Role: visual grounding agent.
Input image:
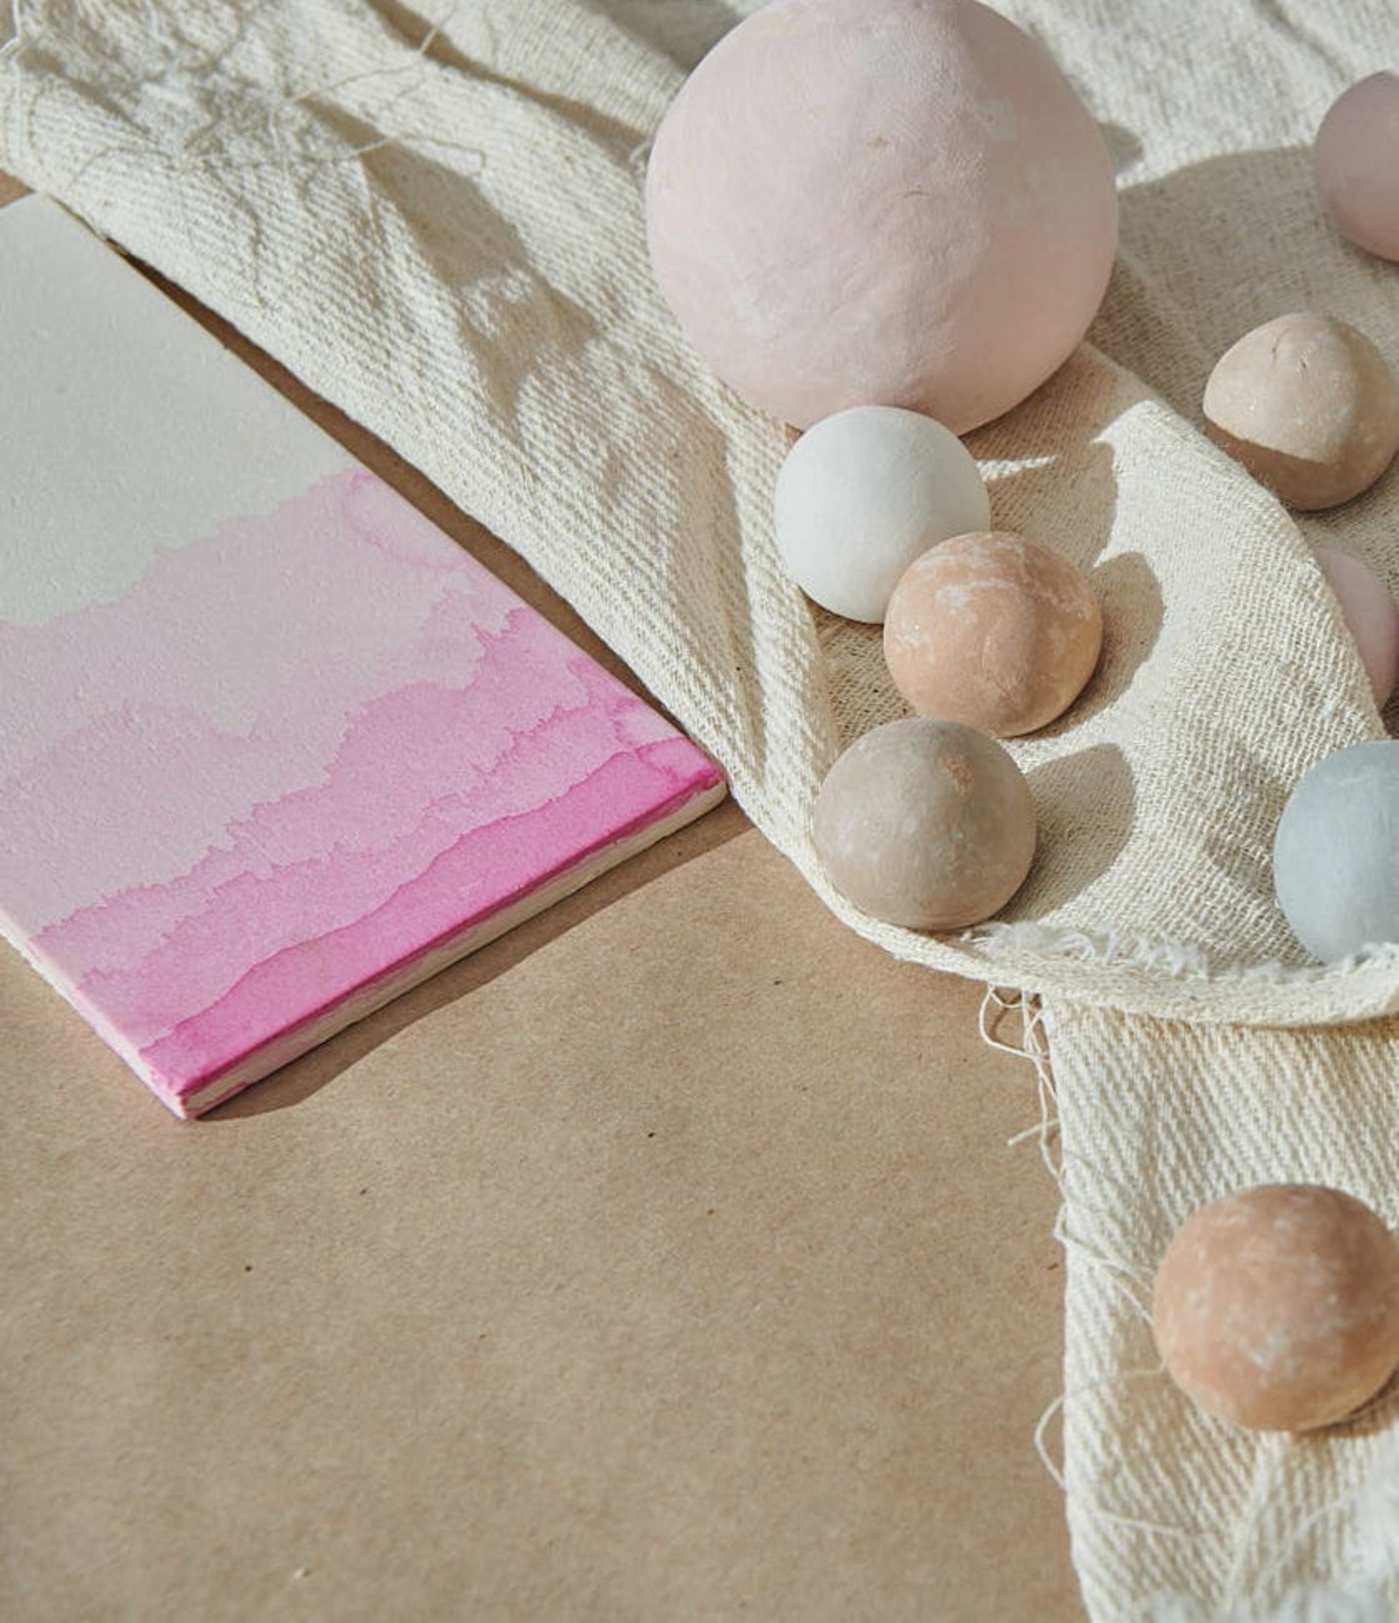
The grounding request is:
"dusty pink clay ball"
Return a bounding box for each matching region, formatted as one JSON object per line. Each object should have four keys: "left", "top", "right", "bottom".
{"left": 1315, "top": 72, "right": 1399, "bottom": 262}
{"left": 1314, "top": 542, "right": 1399, "bottom": 707}
{"left": 1153, "top": 1184, "right": 1399, "bottom": 1433}
{"left": 883, "top": 531, "right": 1102, "bottom": 736}
{"left": 645, "top": 0, "right": 1118, "bottom": 432}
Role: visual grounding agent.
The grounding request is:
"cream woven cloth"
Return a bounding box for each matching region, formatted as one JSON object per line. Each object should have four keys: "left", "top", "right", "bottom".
{"left": 3, "top": 1, "right": 1397, "bottom": 1615}
{"left": 1049, "top": 1001, "right": 1399, "bottom": 1620}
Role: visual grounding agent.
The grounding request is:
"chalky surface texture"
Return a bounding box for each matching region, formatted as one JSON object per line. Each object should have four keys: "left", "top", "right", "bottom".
{"left": 774, "top": 406, "right": 990, "bottom": 623}
{"left": 1273, "top": 740, "right": 1399, "bottom": 962}
{"left": 646, "top": 0, "right": 1118, "bottom": 432}
{"left": 883, "top": 531, "right": 1102, "bottom": 735}
{"left": 812, "top": 718, "right": 1035, "bottom": 930}
{"left": 1152, "top": 1183, "right": 1399, "bottom": 1433}
{"left": 1203, "top": 314, "right": 1399, "bottom": 511}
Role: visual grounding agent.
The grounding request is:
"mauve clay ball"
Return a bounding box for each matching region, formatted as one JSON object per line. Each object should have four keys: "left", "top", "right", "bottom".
{"left": 883, "top": 532, "right": 1102, "bottom": 736}
{"left": 1273, "top": 740, "right": 1399, "bottom": 961}
{"left": 812, "top": 717, "right": 1035, "bottom": 931}
{"left": 774, "top": 406, "right": 991, "bottom": 623}
{"left": 1314, "top": 542, "right": 1399, "bottom": 707}
{"left": 1316, "top": 73, "right": 1399, "bottom": 263}
{"left": 1153, "top": 1184, "right": 1399, "bottom": 1433}
{"left": 645, "top": 0, "right": 1118, "bottom": 433}
{"left": 1203, "top": 314, "right": 1399, "bottom": 511}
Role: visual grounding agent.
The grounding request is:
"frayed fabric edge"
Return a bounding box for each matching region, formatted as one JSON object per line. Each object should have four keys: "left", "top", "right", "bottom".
{"left": 966, "top": 920, "right": 1399, "bottom": 992}
{"left": 990, "top": 987, "right": 1399, "bottom": 1623}
{"left": 793, "top": 848, "right": 1399, "bottom": 1030}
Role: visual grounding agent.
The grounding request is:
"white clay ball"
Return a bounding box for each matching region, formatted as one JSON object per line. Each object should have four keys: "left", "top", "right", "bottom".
{"left": 1315, "top": 73, "right": 1399, "bottom": 263}
{"left": 646, "top": 0, "right": 1118, "bottom": 433}
{"left": 1203, "top": 314, "right": 1399, "bottom": 511}
{"left": 812, "top": 717, "right": 1036, "bottom": 930}
{"left": 1314, "top": 543, "right": 1399, "bottom": 707}
{"left": 1274, "top": 740, "right": 1399, "bottom": 960}
{"left": 774, "top": 406, "right": 990, "bottom": 622}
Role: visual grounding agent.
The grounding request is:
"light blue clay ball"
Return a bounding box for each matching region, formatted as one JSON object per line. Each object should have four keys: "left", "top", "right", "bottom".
{"left": 1274, "top": 740, "right": 1399, "bottom": 960}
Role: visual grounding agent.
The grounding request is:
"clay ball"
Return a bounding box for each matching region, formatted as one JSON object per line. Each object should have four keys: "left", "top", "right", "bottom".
{"left": 1314, "top": 543, "right": 1399, "bottom": 707}
{"left": 1274, "top": 740, "right": 1399, "bottom": 960}
{"left": 812, "top": 717, "right": 1035, "bottom": 930}
{"left": 1315, "top": 73, "right": 1399, "bottom": 263}
{"left": 1153, "top": 1184, "right": 1399, "bottom": 1432}
{"left": 1203, "top": 313, "right": 1399, "bottom": 510}
{"left": 883, "top": 531, "right": 1102, "bottom": 736}
{"left": 774, "top": 407, "right": 991, "bottom": 622}
{"left": 646, "top": 0, "right": 1118, "bottom": 432}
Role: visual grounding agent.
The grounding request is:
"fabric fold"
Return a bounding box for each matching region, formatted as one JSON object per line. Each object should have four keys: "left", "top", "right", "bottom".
{"left": 4, "top": 2, "right": 1399, "bottom": 1615}
{"left": 4, "top": 0, "right": 1397, "bottom": 1025}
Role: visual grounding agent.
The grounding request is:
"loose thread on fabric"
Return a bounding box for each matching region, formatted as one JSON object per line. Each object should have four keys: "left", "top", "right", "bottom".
{"left": 979, "top": 984, "right": 1399, "bottom": 1598}
{"left": 980, "top": 984, "right": 1200, "bottom": 1543}
{"left": 1033, "top": 1374, "right": 1202, "bottom": 1540}
{"left": 982, "top": 986, "right": 1151, "bottom": 1308}
{"left": 281, "top": 2, "right": 456, "bottom": 112}
{"left": 980, "top": 987, "right": 1151, "bottom": 1321}
{"left": 0, "top": 0, "right": 29, "bottom": 66}
{"left": 968, "top": 918, "right": 1399, "bottom": 993}
{"left": 39, "top": 0, "right": 483, "bottom": 193}
{"left": 262, "top": 0, "right": 486, "bottom": 174}
{"left": 979, "top": 985, "right": 1061, "bottom": 1186}
{"left": 5, "top": 0, "right": 486, "bottom": 318}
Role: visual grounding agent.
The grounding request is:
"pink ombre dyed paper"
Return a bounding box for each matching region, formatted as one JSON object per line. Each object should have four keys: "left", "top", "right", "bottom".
{"left": 0, "top": 200, "right": 724, "bottom": 1117}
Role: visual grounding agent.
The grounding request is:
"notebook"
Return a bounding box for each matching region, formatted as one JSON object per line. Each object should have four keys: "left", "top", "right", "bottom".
{"left": 0, "top": 198, "right": 726, "bottom": 1118}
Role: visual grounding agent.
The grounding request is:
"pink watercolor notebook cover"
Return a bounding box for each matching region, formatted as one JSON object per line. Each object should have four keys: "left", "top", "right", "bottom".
{"left": 0, "top": 199, "right": 725, "bottom": 1118}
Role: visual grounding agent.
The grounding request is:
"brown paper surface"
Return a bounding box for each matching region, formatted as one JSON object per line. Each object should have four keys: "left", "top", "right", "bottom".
{"left": 0, "top": 177, "right": 1076, "bottom": 1620}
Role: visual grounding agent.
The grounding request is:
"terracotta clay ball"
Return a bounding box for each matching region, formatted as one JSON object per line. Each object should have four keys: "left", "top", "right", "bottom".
{"left": 1315, "top": 72, "right": 1399, "bottom": 262}
{"left": 646, "top": 0, "right": 1118, "bottom": 433}
{"left": 1314, "top": 542, "right": 1399, "bottom": 707}
{"left": 812, "top": 717, "right": 1035, "bottom": 931}
{"left": 883, "top": 532, "right": 1102, "bottom": 736}
{"left": 1203, "top": 314, "right": 1399, "bottom": 510}
{"left": 1153, "top": 1184, "right": 1399, "bottom": 1433}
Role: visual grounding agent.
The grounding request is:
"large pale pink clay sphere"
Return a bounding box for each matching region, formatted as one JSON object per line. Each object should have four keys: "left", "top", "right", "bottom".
{"left": 645, "top": 0, "right": 1119, "bottom": 433}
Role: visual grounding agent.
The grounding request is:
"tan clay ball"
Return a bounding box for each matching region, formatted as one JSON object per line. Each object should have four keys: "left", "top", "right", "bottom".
{"left": 1152, "top": 1184, "right": 1399, "bottom": 1433}
{"left": 1203, "top": 314, "right": 1399, "bottom": 511}
{"left": 883, "top": 532, "right": 1102, "bottom": 737}
{"left": 811, "top": 717, "right": 1035, "bottom": 931}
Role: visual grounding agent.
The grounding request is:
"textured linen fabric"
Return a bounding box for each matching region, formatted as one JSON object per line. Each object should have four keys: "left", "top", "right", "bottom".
{"left": 1048, "top": 1000, "right": 1399, "bottom": 1621}
{"left": 3, "top": 1, "right": 1399, "bottom": 1616}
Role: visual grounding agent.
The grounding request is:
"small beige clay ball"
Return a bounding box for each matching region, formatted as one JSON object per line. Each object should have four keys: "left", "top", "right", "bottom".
{"left": 812, "top": 717, "right": 1035, "bottom": 931}
{"left": 1315, "top": 72, "right": 1399, "bottom": 263}
{"left": 1153, "top": 1184, "right": 1399, "bottom": 1433}
{"left": 1203, "top": 314, "right": 1399, "bottom": 510}
{"left": 883, "top": 532, "right": 1102, "bottom": 737}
